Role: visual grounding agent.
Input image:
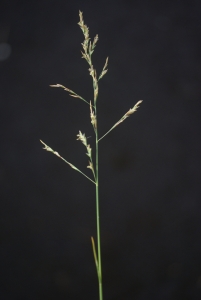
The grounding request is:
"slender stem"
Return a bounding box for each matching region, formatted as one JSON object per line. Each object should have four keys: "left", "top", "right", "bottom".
{"left": 95, "top": 108, "right": 103, "bottom": 300}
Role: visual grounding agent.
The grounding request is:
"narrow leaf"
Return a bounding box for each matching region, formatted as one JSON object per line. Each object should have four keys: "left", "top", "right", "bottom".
{"left": 91, "top": 237, "right": 99, "bottom": 274}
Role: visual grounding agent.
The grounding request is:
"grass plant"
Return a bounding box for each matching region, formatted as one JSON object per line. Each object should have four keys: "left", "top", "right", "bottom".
{"left": 40, "top": 11, "right": 142, "bottom": 300}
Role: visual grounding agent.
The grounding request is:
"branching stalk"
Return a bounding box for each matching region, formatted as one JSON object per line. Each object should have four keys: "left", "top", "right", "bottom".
{"left": 40, "top": 11, "right": 142, "bottom": 300}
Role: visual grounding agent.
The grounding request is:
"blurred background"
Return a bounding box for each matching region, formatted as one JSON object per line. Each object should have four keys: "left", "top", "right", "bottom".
{"left": 1, "top": 0, "right": 201, "bottom": 299}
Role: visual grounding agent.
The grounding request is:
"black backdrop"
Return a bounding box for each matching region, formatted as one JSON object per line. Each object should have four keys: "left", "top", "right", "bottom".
{"left": 1, "top": 0, "right": 201, "bottom": 299}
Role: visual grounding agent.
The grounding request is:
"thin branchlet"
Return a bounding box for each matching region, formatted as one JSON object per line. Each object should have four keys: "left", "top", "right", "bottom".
{"left": 98, "top": 100, "right": 143, "bottom": 142}
{"left": 40, "top": 140, "right": 95, "bottom": 184}
{"left": 50, "top": 84, "right": 90, "bottom": 105}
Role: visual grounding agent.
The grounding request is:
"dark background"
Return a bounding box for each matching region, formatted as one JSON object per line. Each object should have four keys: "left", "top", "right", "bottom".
{"left": 1, "top": 0, "right": 201, "bottom": 299}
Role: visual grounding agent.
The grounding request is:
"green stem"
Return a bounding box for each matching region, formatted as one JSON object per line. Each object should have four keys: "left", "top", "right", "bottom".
{"left": 95, "top": 109, "right": 103, "bottom": 300}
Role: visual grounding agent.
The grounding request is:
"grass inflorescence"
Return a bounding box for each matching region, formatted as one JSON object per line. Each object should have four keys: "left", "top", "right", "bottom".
{"left": 40, "top": 11, "right": 142, "bottom": 300}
